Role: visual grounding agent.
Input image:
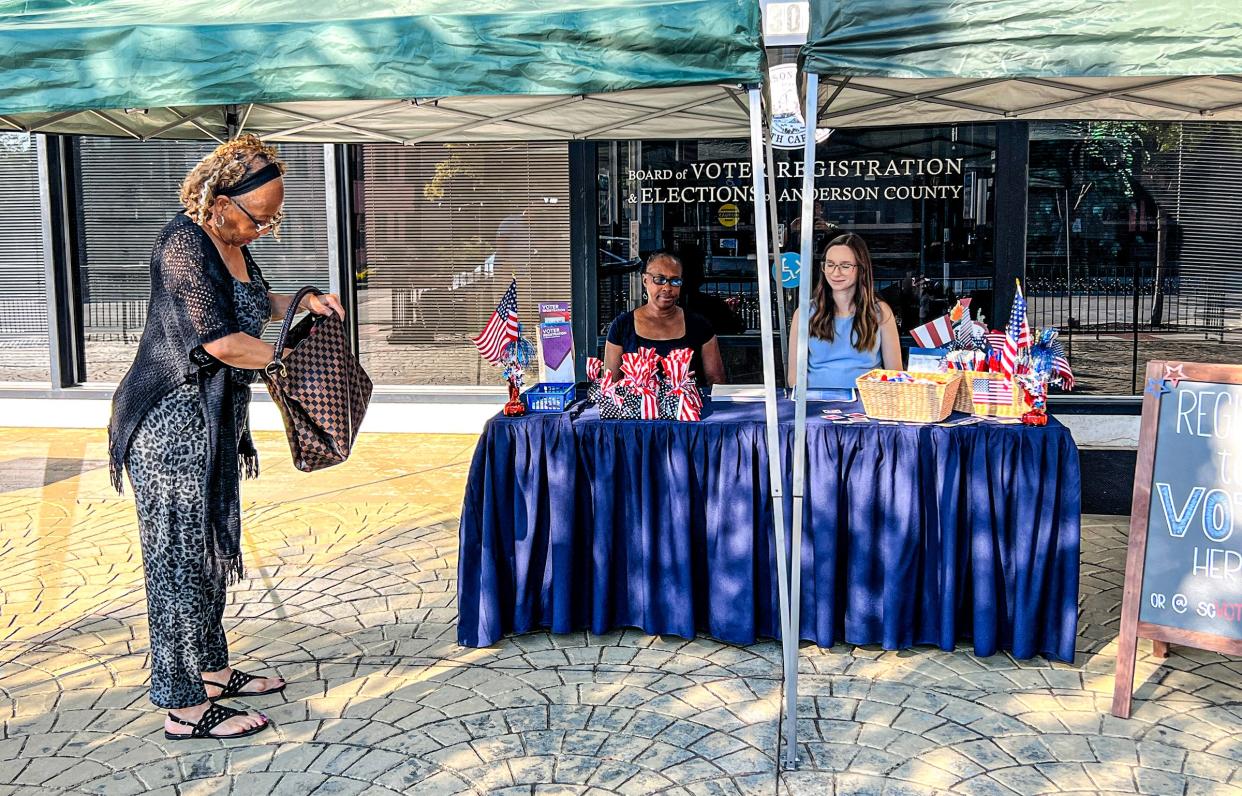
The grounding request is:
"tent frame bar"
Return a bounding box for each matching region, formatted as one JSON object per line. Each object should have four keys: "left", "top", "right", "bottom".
{"left": 142, "top": 108, "right": 216, "bottom": 140}
{"left": 407, "top": 95, "right": 587, "bottom": 144}
{"left": 1011, "top": 75, "right": 1207, "bottom": 115}
{"left": 581, "top": 91, "right": 741, "bottom": 138}
{"left": 403, "top": 99, "right": 575, "bottom": 139}
{"left": 818, "top": 76, "right": 1010, "bottom": 119}
{"left": 747, "top": 86, "right": 797, "bottom": 773}
{"left": 818, "top": 73, "right": 1242, "bottom": 122}
{"left": 28, "top": 110, "right": 85, "bottom": 133}
{"left": 274, "top": 99, "right": 412, "bottom": 138}
{"left": 586, "top": 91, "right": 748, "bottom": 126}
{"left": 88, "top": 110, "right": 142, "bottom": 140}
{"left": 258, "top": 103, "right": 410, "bottom": 144}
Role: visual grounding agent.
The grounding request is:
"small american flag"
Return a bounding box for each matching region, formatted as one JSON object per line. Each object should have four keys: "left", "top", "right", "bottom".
{"left": 472, "top": 278, "right": 519, "bottom": 365}
{"left": 1000, "top": 283, "right": 1030, "bottom": 379}
{"left": 909, "top": 313, "right": 954, "bottom": 348}
{"left": 973, "top": 376, "right": 1013, "bottom": 405}
{"left": 1053, "top": 356, "right": 1074, "bottom": 390}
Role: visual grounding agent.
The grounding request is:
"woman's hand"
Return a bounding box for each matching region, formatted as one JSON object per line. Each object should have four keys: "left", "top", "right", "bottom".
{"left": 301, "top": 292, "right": 346, "bottom": 319}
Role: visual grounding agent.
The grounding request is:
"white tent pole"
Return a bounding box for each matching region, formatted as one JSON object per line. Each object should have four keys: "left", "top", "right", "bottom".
{"left": 787, "top": 70, "right": 819, "bottom": 773}
{"left": 747, "top": 87, "right": 796, "bottom": 771}
{"left": 764, "top": 128, "right": 789, "bottom": 378}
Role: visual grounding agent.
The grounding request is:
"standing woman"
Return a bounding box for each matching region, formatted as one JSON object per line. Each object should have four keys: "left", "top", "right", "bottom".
{"left": 787, "top": 233, "right": 902, "bottom": 398}
{"left": 108, "top": 135, "right": 345, "bottom": 740}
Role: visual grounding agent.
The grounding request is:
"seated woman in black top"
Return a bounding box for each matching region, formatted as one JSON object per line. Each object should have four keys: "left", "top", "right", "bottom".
{"left": 604, "top": 252, "right": 726, "bottom": 385}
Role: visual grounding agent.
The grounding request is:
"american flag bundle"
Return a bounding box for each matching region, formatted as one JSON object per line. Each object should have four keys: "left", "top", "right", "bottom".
{"left": 472, "top": 278, "right": 520, "bottom": 365}
{"left": 585, "top": 346, "right": 702, "bottom": 421}
{"left": 620, "top": 349, "right": 662, "bottom": 420}
{"left": 660, "top": 349, "right": 703, "bottom": 421}
{"left": 947, "top": 350, "right": 985, "bottom": 371}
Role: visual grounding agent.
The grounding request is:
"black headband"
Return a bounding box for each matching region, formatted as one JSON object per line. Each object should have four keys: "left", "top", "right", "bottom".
{"left": 216, "top": 162, "right": 282, "bottom": 197}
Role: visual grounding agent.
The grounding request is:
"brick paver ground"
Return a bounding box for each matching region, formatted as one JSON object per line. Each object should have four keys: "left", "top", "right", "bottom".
{"left": 1, "top": 427, "right": 1240, "bottom": 795}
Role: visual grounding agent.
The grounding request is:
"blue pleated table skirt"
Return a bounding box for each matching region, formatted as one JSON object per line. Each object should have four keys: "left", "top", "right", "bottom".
{"left": 457, "top": 399, "right": 1081, "bottom": 662}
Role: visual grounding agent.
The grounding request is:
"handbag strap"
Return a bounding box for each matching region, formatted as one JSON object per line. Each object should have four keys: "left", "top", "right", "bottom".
{"left": 265, "top": 285, "right": 323, "bottom": 377}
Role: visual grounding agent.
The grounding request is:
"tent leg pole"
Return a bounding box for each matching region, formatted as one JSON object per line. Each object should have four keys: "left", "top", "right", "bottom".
{"left": 748, "top": 87, "right": 796, "bottom": 773}
{"left": 765, "top": 129, "right": 789, "bottom": 379}
{"left": 787, "top": 70, "right": 819, "bottom": 772}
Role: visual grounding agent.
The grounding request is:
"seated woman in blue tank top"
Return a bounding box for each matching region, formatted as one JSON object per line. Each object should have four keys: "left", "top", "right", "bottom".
{"left": 787, "top": 233, "right": 902, "bottom": 400}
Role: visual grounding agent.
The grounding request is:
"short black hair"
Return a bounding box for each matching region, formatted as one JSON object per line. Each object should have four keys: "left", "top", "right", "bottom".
{"left": 644, "top": 251, "right": 683, "bottom": 272}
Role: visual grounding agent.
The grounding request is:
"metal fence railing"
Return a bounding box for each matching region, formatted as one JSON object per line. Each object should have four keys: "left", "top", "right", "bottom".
{"left": 1026, "top": 259, "right": 1240, "bottom": 339}
{"left": 83, "top": 300, "right": 148, "bottom": 342}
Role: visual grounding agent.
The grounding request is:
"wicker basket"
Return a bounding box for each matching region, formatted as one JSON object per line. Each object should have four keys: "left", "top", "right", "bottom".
{"left": 955, "top": 370, "right": 1030, "bottom": 417}
{"left": 856, "top": 369, "right": 962, "bottom": 423}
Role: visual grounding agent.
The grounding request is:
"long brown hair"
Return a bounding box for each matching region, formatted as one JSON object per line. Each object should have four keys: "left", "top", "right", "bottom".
{"left": 809, "top": 232, "right": 880, "bottom": 351}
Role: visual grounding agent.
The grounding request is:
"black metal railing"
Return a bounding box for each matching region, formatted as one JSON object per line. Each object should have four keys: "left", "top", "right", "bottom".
{"left": 83, "top": 300, "right": 148, "bottom": 342}
{"left": 1027, "top": 257, "right": 1238, "bottom": 340}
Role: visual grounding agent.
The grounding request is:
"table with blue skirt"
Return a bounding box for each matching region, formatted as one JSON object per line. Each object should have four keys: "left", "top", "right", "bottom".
{"left": 457, "top": 398, "right": 1081, "bottom": 662}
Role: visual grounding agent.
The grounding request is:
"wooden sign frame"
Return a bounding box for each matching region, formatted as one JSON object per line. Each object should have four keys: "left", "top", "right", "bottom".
{"left": 1112, "top": 360, "right": 1242, "bottom": 718}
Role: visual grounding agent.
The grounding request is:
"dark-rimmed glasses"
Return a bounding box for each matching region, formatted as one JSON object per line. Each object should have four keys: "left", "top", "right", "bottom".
{"left": 645, "top": 273, "right": 684, "bottom": 287}
{"left": 230, "top": 196, "right": 283, "bottom": 234}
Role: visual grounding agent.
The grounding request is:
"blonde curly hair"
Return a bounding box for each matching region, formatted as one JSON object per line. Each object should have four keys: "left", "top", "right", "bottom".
{"left": 180, "top": 134, "right": 286, "bottom": 238}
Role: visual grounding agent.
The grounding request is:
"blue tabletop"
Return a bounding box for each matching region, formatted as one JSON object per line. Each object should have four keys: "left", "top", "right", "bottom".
{"left": 459, "top": 398, "right": 1081, "bottom": 662}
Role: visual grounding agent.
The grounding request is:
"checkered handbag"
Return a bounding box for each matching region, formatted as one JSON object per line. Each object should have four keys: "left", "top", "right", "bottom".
{"left": 261, "top": 287, "right": 374, "bottom": 472}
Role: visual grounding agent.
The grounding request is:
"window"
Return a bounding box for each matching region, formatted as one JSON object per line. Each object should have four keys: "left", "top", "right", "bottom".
{"left": 1027, "top": 122, "right": 1242, "bottom": 395}
{"left": 0, "top": 140, "right": 49, "bottom": 382}
{"left": 74, "top": 138, "right": 331, "bottom": 383}
{"left": 352, "top": 142, "right": 571, "bottom": 386}
{"left": 595, "top": 127, "right": 997, "bottom": 384}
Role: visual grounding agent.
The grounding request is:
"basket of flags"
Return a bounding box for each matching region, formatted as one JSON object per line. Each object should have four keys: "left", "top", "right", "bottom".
{"left": 912, "top": 281, "right": 1073, "bottom": 418}
{"left": 855, "top": 369, "right": 963, "bottom": 423}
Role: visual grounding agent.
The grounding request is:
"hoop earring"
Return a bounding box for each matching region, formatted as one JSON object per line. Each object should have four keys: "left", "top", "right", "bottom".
{"left": 213, "top": 213, "right": 224, "bottom": 228}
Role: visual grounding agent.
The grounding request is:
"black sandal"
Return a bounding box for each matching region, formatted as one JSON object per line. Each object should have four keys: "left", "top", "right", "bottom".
{"left": 165, "top": 703, "right": 270, "bottom": 740}
{"left": 203, "top": 669, "right": 286, "bottom": 701}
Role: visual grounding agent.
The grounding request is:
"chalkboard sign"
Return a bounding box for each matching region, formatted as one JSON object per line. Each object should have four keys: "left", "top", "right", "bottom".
{"left": 1113, "top": 361, "right": 1242, "bottom": 719}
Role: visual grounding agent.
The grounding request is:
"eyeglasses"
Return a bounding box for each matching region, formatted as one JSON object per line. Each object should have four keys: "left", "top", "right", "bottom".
{"left": 645, "top": 273, "right": 684, "bottom": 287}
{"left": 824, "top": 260, "right": 858, "bottom": 273}
{"left": 230, "top": 197, "right": 283, "bottom": 234}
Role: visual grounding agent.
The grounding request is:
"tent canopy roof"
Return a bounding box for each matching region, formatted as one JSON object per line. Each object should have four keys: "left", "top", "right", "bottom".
{"left": 0, "top": 0, "right": 762, "bottom": 141}
{"left": 800, "top": 0, "right": 1242, "bottom": 126}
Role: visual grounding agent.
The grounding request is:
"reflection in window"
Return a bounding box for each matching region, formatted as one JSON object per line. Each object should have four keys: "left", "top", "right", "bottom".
{"left": 1027, "top": 122, "right": 1242, "bottom": 395}
{"left": 353, "top": 143, "right": 570, "bottom": 386}
{"left": 0, "top": 145, "right": 50, "bottom": 382}
{"left": 595, "top": 127, "right": 998, "bottom": 384}
{"left": 75, "top": 138, "right": 330, "bottom": 383}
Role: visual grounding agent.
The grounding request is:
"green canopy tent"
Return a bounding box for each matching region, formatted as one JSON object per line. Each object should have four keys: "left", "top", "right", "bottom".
{"left": 802, "top": 0, "right": 1242, "bottom": 128}
{"left": 0, "top": 0, "right": 809, "bottom": 764}
{"left": 778, "top": 0, "right": 1242, "bottom": 769}
{"left": 0, "top": 0, "right": 763, "bottom": 142}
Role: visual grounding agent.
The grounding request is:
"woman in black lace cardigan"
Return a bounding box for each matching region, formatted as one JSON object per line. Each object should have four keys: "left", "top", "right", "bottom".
{"left": 108, "top": 135, "right": 344, "bottom": 741}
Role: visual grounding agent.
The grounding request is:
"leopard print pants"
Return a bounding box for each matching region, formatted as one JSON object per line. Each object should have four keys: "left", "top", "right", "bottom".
{"left": 125, "top": 275, "right": 267, "bottom": 709}
{"left": 126, "top": 383, "right": 250, "bottom": 709}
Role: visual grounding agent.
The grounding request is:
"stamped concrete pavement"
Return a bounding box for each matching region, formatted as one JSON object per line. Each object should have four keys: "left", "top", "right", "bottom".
{"left": 0, "top": 427, "right": 1240, "bottom": 795}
